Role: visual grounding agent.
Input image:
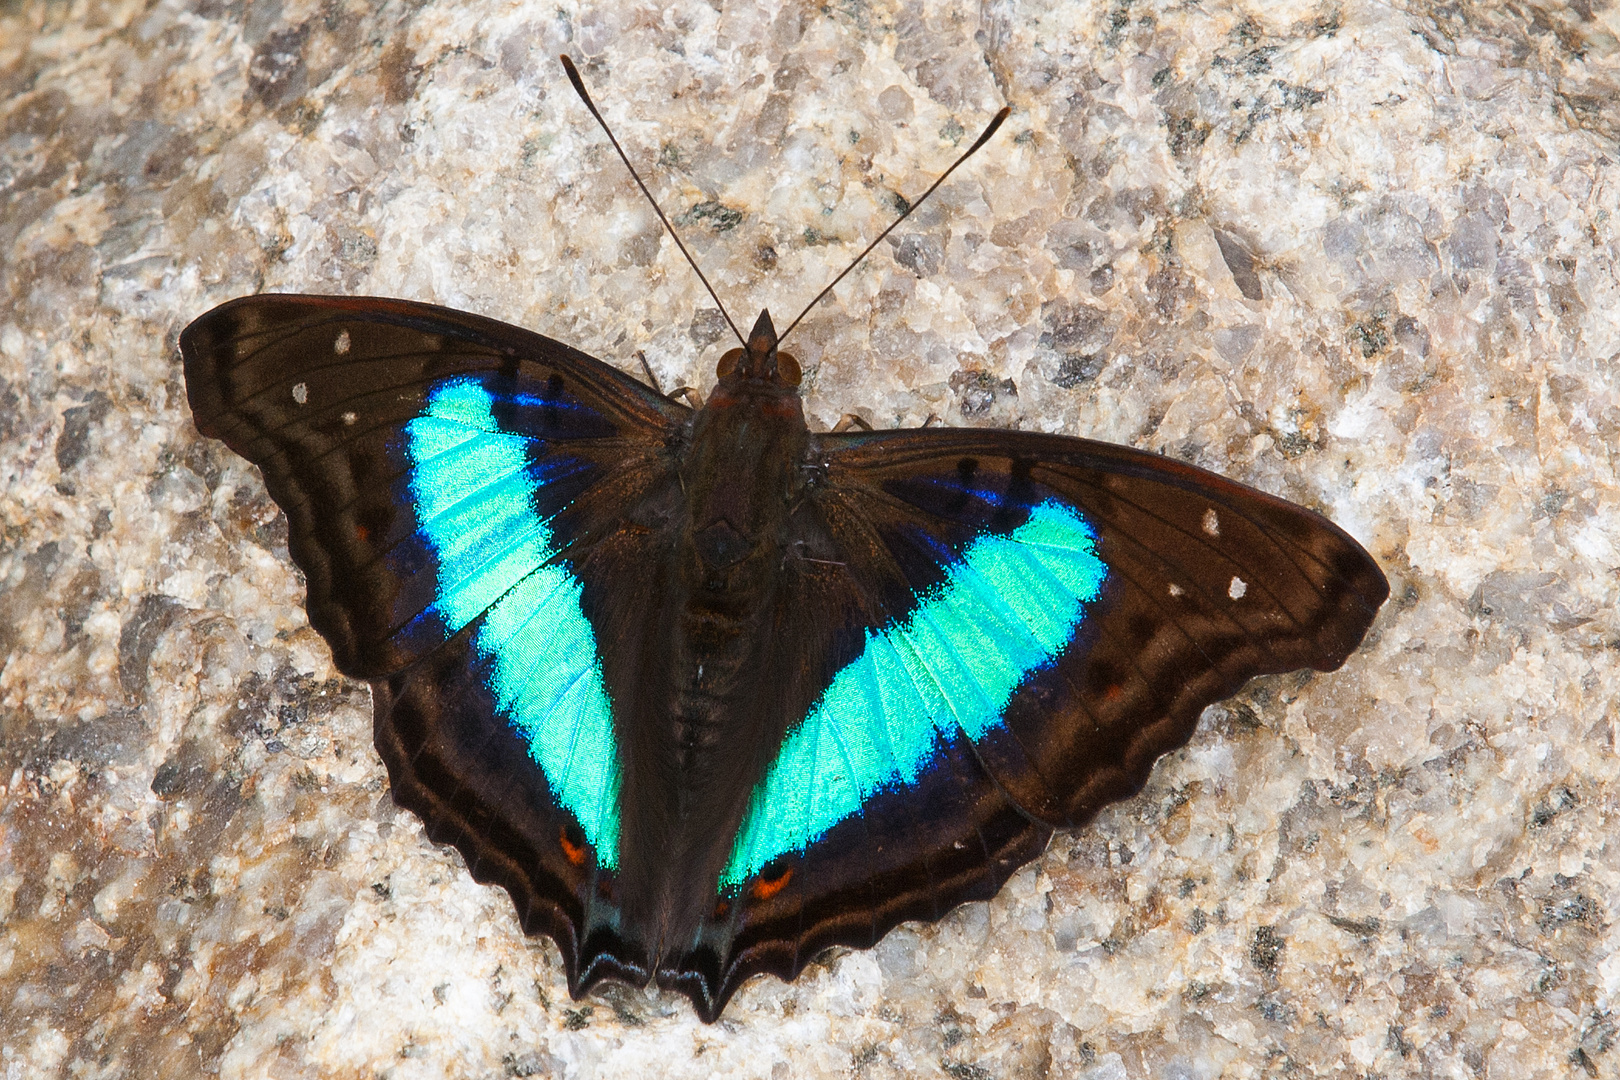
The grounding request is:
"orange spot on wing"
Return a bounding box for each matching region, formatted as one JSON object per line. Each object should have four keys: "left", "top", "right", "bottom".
{"left": 750, "top": 868, "right": 793, "bottom": 900}
{"left": 354, "top": 524, "right": 370, "bottom": 543}
{"left": 1104, "top": 684, "right": 1124, "bottom": 702}
{"left": 558, "top": 827, "right": 587, "bottom": 866}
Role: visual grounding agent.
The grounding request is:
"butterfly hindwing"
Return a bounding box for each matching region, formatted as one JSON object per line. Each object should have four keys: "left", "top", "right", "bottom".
{"left": 677, "top": 728, "right": 1053, "bottom": 1018}
{"left": 374, "top": 624, "right": 654, "bottom": 996}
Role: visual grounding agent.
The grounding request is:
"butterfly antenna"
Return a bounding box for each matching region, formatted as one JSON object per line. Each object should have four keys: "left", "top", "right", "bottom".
{"left": 561, "top": 54, "right": 746, "bottom": 348}
{"left": 777, "top": 105, "right": 1013, "bottom": 346}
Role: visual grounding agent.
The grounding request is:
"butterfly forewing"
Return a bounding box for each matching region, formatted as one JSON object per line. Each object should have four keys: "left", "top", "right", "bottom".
{"left": 812, "top": 427, "right": 1388, "bottom": 822}
{"left": 182, "top": 294, "right": 685, "bottom": 676}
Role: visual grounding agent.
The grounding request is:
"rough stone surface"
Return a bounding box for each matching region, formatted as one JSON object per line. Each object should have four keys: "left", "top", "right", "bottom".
{"left": 3, "top": 0, "right": 1618, "bottom": 1076}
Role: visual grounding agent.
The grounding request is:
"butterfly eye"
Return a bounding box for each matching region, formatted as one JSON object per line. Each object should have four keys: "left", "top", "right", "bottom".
{"left": 717, "top": 348, "right": 745, "bottom": 378}
{"left": 776, "top": 352, "right": 801, "bottom": 386}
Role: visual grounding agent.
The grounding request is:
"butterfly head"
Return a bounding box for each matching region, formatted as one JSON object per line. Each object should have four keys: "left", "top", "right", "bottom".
{"left": 716, "top": 309, "right": 802, "bottom": 392}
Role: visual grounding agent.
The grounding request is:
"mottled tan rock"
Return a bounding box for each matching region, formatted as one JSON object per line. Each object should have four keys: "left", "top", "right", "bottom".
{"left": 2, "top": 0, "right": 1617, "bottom": 1076}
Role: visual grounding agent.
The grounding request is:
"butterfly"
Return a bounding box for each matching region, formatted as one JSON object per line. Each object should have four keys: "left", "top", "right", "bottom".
{"left": 179, "top": 57, "right": 1388, "bottom": 1022}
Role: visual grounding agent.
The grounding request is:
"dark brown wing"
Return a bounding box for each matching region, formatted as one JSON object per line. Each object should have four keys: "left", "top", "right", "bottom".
{"left": 673, "top": 424, "right": 1386, "bottom": 1017}
{"left": 181, "top": 293, "right": 689, "bottom": 1004}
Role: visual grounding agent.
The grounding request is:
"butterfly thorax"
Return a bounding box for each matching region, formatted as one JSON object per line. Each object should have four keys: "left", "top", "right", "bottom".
{"left": 617, "top": 310, "right": 818, "bottom": 959}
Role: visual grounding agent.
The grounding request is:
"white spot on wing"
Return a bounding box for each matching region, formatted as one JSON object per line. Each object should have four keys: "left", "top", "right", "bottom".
{"left": 291, "top": 382, "right": 308, "bottom": 404}
{"left": 1229, "top": 576, "right": 1247, "bottom": 599}
{"left": 334, "top": 330, "right": 351, "bottom": 354}
{"left": 1169, "top": 583, "right": 1184, "bottom": 597}
{"left": 341, "top": 411, "right": 357, "bottom": 426}
{"left": 1203, "top": 508, "right": 1220, "bottom": 537}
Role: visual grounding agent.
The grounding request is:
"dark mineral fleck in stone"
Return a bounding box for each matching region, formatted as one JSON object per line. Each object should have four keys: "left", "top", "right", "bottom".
{"left": 55, "top": 391, "right": 110, "bottom": 472}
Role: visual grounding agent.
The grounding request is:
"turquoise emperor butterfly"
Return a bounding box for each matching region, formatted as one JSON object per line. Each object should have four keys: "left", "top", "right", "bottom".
{"left": 178, "top": 58, "right": 1388, "bottom": 1021}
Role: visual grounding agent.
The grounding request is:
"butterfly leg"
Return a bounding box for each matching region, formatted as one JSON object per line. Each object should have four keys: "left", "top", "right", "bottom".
{"left": 635, "top": 351, "right": 705, "bottom": 408}
{"left": 831, "top": 413, "right": 874, "bottom": 433}
{"left": 635, "top": 350, "right": 663, "bottom": 393}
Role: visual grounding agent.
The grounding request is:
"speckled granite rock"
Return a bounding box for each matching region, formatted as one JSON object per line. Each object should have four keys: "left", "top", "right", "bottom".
{"left": 2, "top": 0, "right": 1618, "bottom": 1076}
